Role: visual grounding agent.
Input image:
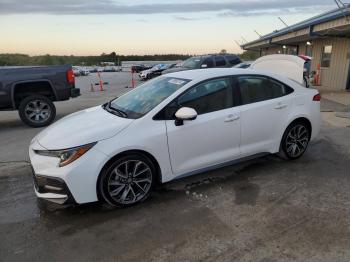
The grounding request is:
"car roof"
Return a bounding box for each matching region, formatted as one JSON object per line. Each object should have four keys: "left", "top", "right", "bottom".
{"left": 191, "top": 54, "right": 239, "bottom": 58}
{"left": 164, "top": 68, "right": 265, "bottom": 81}
{"left": 163, "top": 67, "right": 303, "bottom": 90}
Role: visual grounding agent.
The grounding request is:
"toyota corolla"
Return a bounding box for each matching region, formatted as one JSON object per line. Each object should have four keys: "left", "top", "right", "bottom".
{"left": 29, "top": 55, "right": 321, "bottom": 207}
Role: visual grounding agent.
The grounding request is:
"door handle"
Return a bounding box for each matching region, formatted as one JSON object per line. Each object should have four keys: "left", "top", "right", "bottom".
{"left": 274, "top": 103, "right": 287, "bottom": 109}
{"left": 225, "top": 114, "right": 240, "bottom": 122}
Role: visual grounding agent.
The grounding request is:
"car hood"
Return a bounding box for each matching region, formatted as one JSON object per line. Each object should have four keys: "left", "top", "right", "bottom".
{"left": 162, "top": 67, "right": 188, "bottom": 75}
{"left": 35, "top": 105, "right": 133, "bottom": 150}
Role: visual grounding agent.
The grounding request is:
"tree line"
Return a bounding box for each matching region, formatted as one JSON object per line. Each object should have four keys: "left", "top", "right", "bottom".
{"left": 0, "top": 51, "right": 259, "bottom": 66}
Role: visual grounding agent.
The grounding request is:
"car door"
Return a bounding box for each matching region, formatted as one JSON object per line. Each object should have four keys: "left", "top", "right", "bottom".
{"left": 164, "top": 77, "right": 241, "bottom": 176}
{"left": 214, "top": 56, "right": 227, "bottom": 68}
{"left": 200, "top": 57, "right": 214, "bottom": 69}
{"left": 236, "top": 75, "right": 294, "bottom": 156}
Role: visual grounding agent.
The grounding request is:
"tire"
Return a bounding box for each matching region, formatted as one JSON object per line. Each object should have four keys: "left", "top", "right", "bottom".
{"left": 18, "top": 95, "right": 56, "bottom": 128}
{"left": 99, "top": 154, "right": 156, "bottom": 207}
{"left": 279, "top": 121, "right": 311, "bottom": 160}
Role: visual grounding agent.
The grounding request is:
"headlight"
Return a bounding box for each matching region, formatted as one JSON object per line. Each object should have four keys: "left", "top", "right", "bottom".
{"left": 34, "top": 142, "right": 97, "bottom": 167}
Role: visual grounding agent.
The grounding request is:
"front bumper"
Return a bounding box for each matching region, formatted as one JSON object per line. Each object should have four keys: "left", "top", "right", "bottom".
{"left": 31, "top": 166, "right": 76, "bottom": 204}
{"left": 29, "top": 139, "right": 108, "bottom": 204}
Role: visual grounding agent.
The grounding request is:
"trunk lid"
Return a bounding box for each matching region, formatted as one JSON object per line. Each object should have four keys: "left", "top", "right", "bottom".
{"left": 250, "top": 54, "right": 305, "bottom": 85}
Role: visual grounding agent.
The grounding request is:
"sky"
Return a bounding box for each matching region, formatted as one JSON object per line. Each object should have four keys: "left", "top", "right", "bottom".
{"left": 0, "top": 0, "right": 338, "bottom": 56}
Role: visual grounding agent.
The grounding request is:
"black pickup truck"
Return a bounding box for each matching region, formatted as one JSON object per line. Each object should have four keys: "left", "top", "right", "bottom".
{"left": 0, "top": 65, "right": 80, "bottom": 127}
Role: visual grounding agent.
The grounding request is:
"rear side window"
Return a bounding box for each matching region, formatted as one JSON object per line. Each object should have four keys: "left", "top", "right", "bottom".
{"left": 214, "top": 56, "right": 226, "bottom": 67}
{"left": 201, "top": 57, "right": 214, "bottom": 68}
{"left": 226, "top": 55, "right": 241, "bottom": 66}
{"left": 238, "top": 76, "right": 293, "bottom": 105}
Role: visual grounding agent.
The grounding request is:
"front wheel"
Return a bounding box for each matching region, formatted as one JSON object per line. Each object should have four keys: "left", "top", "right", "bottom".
{"left": 99, "top": 154, "right": 156, "bottom": 207}
{"left": 18, "top": 95, "right": 56, "bottom": 128}
{"left": 279, "top": 122, "right": 310, "bottom": 160}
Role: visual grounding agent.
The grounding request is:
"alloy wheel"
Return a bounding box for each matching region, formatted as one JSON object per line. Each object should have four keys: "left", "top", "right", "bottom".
{"left": 107, "top": 160, "right": 153, "bottom": 205}
{"left": 24, "top": 100, "right": 51, "bottom": 124}
{"left": 285, "top": 124, "right": 309, "bottom": 158}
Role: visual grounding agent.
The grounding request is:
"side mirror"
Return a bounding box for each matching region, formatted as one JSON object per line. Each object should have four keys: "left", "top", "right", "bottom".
{"left": 174, "top": 107, "right": 198, "bottom": 126}
{"left": 201, "top": 64, "right": 208, "bottom": 68}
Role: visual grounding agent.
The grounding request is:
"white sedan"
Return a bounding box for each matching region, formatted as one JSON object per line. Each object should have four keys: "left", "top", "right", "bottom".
{"left": 29, "top": 56, "right": 321, "bottom": 206}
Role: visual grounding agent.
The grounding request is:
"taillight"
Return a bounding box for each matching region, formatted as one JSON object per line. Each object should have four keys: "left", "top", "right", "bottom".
{"left": 313, "top": 93, "right": 321, "bottom": 101}
{"left": 66, "top": 69, "right": 75, "bottom": 85}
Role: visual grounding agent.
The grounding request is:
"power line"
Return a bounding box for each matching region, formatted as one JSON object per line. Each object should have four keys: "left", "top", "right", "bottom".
{"left": 254, "top": 30, "right": 262, "bottom": 38}
{"left": 278, "top": 17, "right": 289, "bottom": 28}
{"left": 334, "top": 0, "right": 349, "bottom": 21}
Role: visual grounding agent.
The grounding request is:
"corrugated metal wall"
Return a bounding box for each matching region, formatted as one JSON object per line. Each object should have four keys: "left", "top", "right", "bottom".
{"left": 260, "top": 38, "right": 350, "bottom": 90}
{"left": 310, "top": 38, "right": 350, "bottom": 90}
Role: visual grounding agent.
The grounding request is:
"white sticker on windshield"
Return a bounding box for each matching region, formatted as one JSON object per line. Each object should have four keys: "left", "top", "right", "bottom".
{"left": 168, "top": 79, "right": 185, "bottom": 85}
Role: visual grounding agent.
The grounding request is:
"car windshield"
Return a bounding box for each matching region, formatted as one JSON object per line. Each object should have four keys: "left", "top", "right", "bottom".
{"left": 109, "top": 77, "right": 190, "bottom": 119}
{"left": 151, "top": 64, "right": 162, "bottom": 70}
{"left": 182, "top": 57, "right": 202, "bottom": 69}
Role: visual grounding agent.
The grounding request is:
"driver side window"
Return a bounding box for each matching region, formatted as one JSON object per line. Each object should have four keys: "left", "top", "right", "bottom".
{"left": 154, "top": 78, "right": 234, "bottom": 120}
{"left": 201, "top": 57, "right": 214, "bottom": 68}
{"left": 177, "top": 78, "right": 233, "bottom": 115}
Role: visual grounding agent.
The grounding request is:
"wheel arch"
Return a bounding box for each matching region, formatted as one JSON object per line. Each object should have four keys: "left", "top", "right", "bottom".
{"left": 11, "top": 79, "right": 57, "bottom": 109}
{"left": 278, "top": 116, "right": 312, "bottom": 151}
{"left": 96, "top": 149, "right": 162, "bottom": 201}
{"left": 285, "top": 116, "right": 312, "bottom": 137}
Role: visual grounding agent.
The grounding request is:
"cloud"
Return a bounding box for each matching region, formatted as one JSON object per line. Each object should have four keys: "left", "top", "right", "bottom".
{"left": 0, "top": 0, "right": 336, "bottom": 15}
{"left": 173, "top": 16, "right": 209, "bottom": 21}
{"left": 217, "top": 5, "right": 334, "bottom": 17}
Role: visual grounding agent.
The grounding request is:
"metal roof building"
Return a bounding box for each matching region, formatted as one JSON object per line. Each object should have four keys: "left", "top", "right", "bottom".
{"left": 242, "top": 5, "right": 350, "bottom": 90}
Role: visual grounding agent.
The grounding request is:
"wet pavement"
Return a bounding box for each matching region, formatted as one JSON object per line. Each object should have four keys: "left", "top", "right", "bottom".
{"left": 1, "top": 126, "right": 350, "bottom": 261}
{"left": 1, "top": 76, "right": 350, "bottom": 261}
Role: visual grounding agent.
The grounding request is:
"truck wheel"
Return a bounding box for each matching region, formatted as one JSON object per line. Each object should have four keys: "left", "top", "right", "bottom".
{"left": 18, "top": 95, "right": 56, "bottom": 128}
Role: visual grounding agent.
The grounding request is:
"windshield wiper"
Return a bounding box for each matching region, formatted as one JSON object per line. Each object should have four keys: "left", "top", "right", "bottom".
{"left": 106, "top": 101, "right": 128, "bottom": 118}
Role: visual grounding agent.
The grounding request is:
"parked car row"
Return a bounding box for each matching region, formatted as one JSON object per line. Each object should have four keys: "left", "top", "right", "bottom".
{"left": 73, "top": 66, "right": 122, "bottom": 76}
{"left": 136, "top": 54, "right": 242, "bottom": 82}
{"left": 139, "top": 63, "right": 177, "bottom": 80}
{"left": 131, "top": 64, "right": 154, "bottom": 73}
{"left": 73, "top": 67, "right": 90, "bottom": 76}
{"left": 162, "top": 54, "right": 242, "bottom": 74}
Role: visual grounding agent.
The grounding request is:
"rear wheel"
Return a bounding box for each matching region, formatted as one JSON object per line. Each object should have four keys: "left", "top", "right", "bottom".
{"left": 99, "top": 154, "right": 155, "bottom": 207}
{"left": 279, "top": 122, "right": 310, "bottom": 160}
{"left": 18, "top": 95, "right": 56, "bottom": 128}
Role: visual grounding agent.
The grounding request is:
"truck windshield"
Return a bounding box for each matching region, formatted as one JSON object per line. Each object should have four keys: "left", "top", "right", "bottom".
{"left": 109, "top": 77, "right": 190, "bottom": 119}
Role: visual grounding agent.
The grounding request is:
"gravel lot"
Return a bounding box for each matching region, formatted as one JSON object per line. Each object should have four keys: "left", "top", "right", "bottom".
{"left": 1, "top": 73, "right": 350, "bottom": 261}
